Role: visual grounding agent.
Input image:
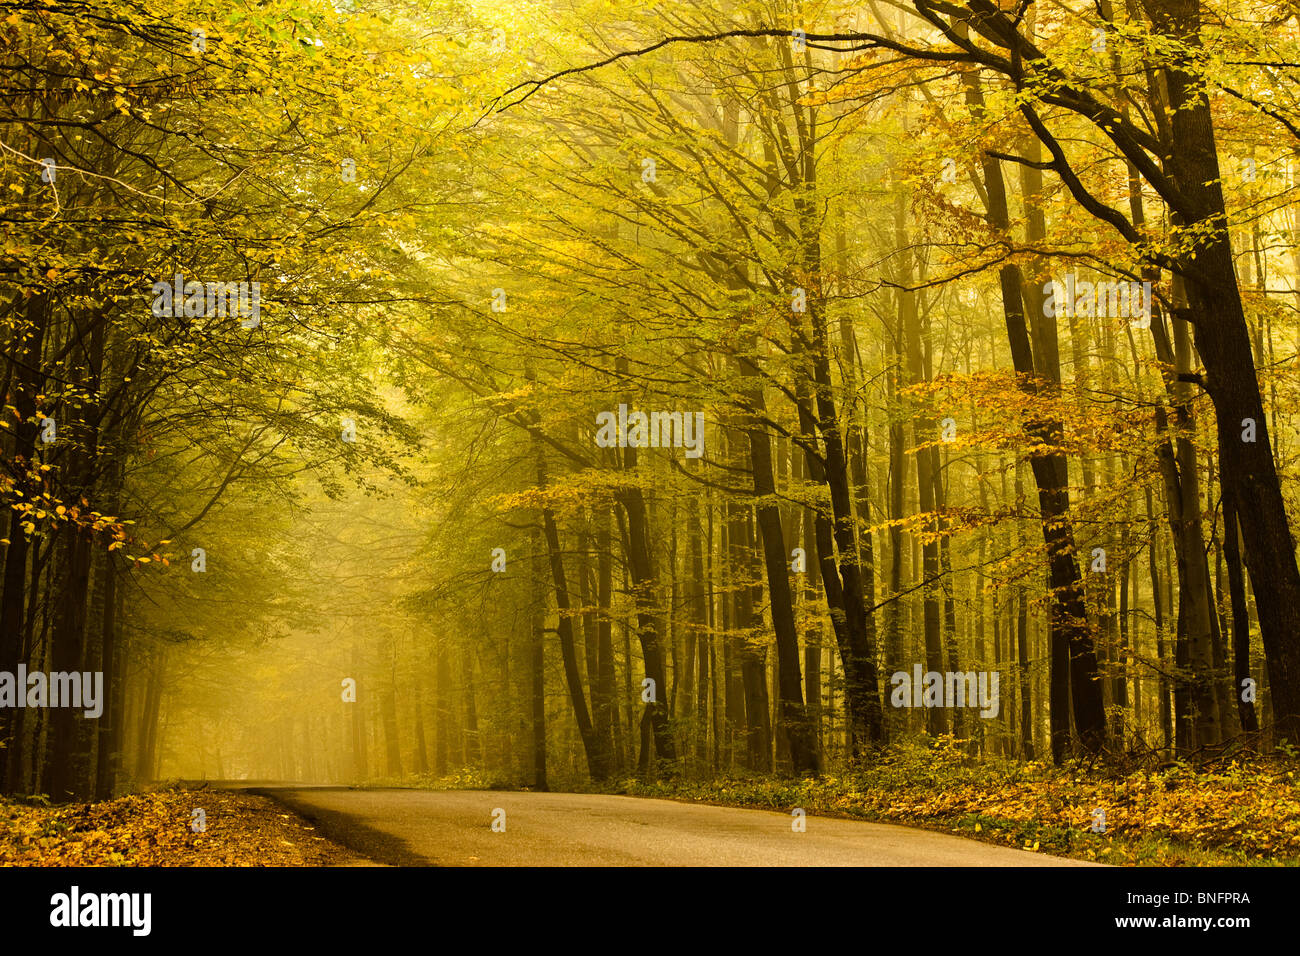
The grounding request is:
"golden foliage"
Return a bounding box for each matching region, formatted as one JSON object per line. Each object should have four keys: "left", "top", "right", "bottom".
{"left": 0, "top": 787, "right": 366, "bottom": 867}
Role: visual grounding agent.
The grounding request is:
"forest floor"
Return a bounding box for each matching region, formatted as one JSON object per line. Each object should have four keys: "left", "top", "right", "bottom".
{"left": 5, "top": 739, "right": 1296, "bottom": 867}
{"left": 0, "top": 785, "right": 376, "bottom": 866}
{"left": 395, "top": 736, "right": 1300, "bottom": 866}
{"left": 602, "top": 737, "right": 1300, "bottom": 866}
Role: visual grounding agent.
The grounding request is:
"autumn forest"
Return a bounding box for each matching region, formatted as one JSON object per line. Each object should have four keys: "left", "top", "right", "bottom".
{"left": 3, "top": 0, "right": 1300, "bottom": 870}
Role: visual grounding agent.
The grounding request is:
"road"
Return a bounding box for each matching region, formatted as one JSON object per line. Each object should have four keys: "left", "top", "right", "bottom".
{"left": 254, "top": 788, "right": 1101, "bottom": 867}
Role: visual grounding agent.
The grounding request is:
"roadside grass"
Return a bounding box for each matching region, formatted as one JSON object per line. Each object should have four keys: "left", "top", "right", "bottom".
{"left": 612, "top": 737, "right": 1300, "bottom": 866}
{"left": 402, "top": 735, "right": 1300, "bottom": 866}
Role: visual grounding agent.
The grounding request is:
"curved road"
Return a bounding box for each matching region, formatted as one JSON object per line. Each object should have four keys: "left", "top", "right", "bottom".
{"left": 253, "top": 787, "right": 1100, "bottom": 867}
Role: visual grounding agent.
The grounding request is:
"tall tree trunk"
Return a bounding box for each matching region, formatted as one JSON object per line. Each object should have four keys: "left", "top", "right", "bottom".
{"left": 734, "top": 349, "right": 819, "bottom": 773}
{"left": 0, "top": 293, "right": 49, "bottom": 790}
{"left": 462, "top": 651, "right": 480, "bottom": 767}
{"left": 529, "top": 526, "right": 548, "bottom": 791}
{"left": 93, "top": 551, "right": 120, "bottom": 799}
{"left": 414, "top": 684, "right": 430, "bottom": 776}
{"left": 44, "top": 524, "right": 93, "bottom": 802}
{"left": 1223, "top": 492, "right": 1258, "bottom": 733}
{"left": 381, "top": 663, "right": 402, "bottom": 777}
{"left": 350, "top": 644, "right": 366, "bottom": 782}
{"left": 726, "top": 494, "right": 771, "bottom": 772}
{"left": 595, "top": 510, "right": 619, "bottom": 771}
{"left": 539, "top": 497, "right": 607, "bottom": 779}
{"left": 436, "top": 643, "right": 453, "bottom": 775}
{"left": 687, "top": 498, "right": 709, "bottom": 770}
{"left": 963, "top": 70, "right": 1106, "bottom": 759}
{"left": 136, "top": 647, "right": 166, "bottom": 786}
{"left": 898, "top": 193, "right": 948, "bottom": 738}
{"left": 1145, "top": 0, "right": 1300, "bottom": 740}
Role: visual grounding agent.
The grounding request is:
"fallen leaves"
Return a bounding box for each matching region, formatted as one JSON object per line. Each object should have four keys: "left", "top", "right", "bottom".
{"left": 0, "top": 786, "right": 368, "bottom": 867}
{"left": 619, "top": 738, "right": 1300, "bottom": 866}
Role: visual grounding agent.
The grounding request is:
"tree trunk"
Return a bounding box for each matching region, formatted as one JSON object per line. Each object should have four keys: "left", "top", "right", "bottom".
{"left": 963, "top": 70, "right": 1106, "bottom": 759}
{"left": 529, "top": 527, "right": 548, "bottom": 790}
{"left": 1146, "top": 0, "right": 1300, "bottom": 740}
{"left": 734, "top": 351, "right": 819, "bottom": 773}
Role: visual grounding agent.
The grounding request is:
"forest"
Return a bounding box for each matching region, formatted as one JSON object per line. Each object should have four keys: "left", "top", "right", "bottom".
{"left": 2, "top": 0, "right": 1300, "bottom": 863}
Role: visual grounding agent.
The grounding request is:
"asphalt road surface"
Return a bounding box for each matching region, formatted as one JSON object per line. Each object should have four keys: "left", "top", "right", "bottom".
{"left": 254, "top": 788, "right": 1100, "bottom": 867}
